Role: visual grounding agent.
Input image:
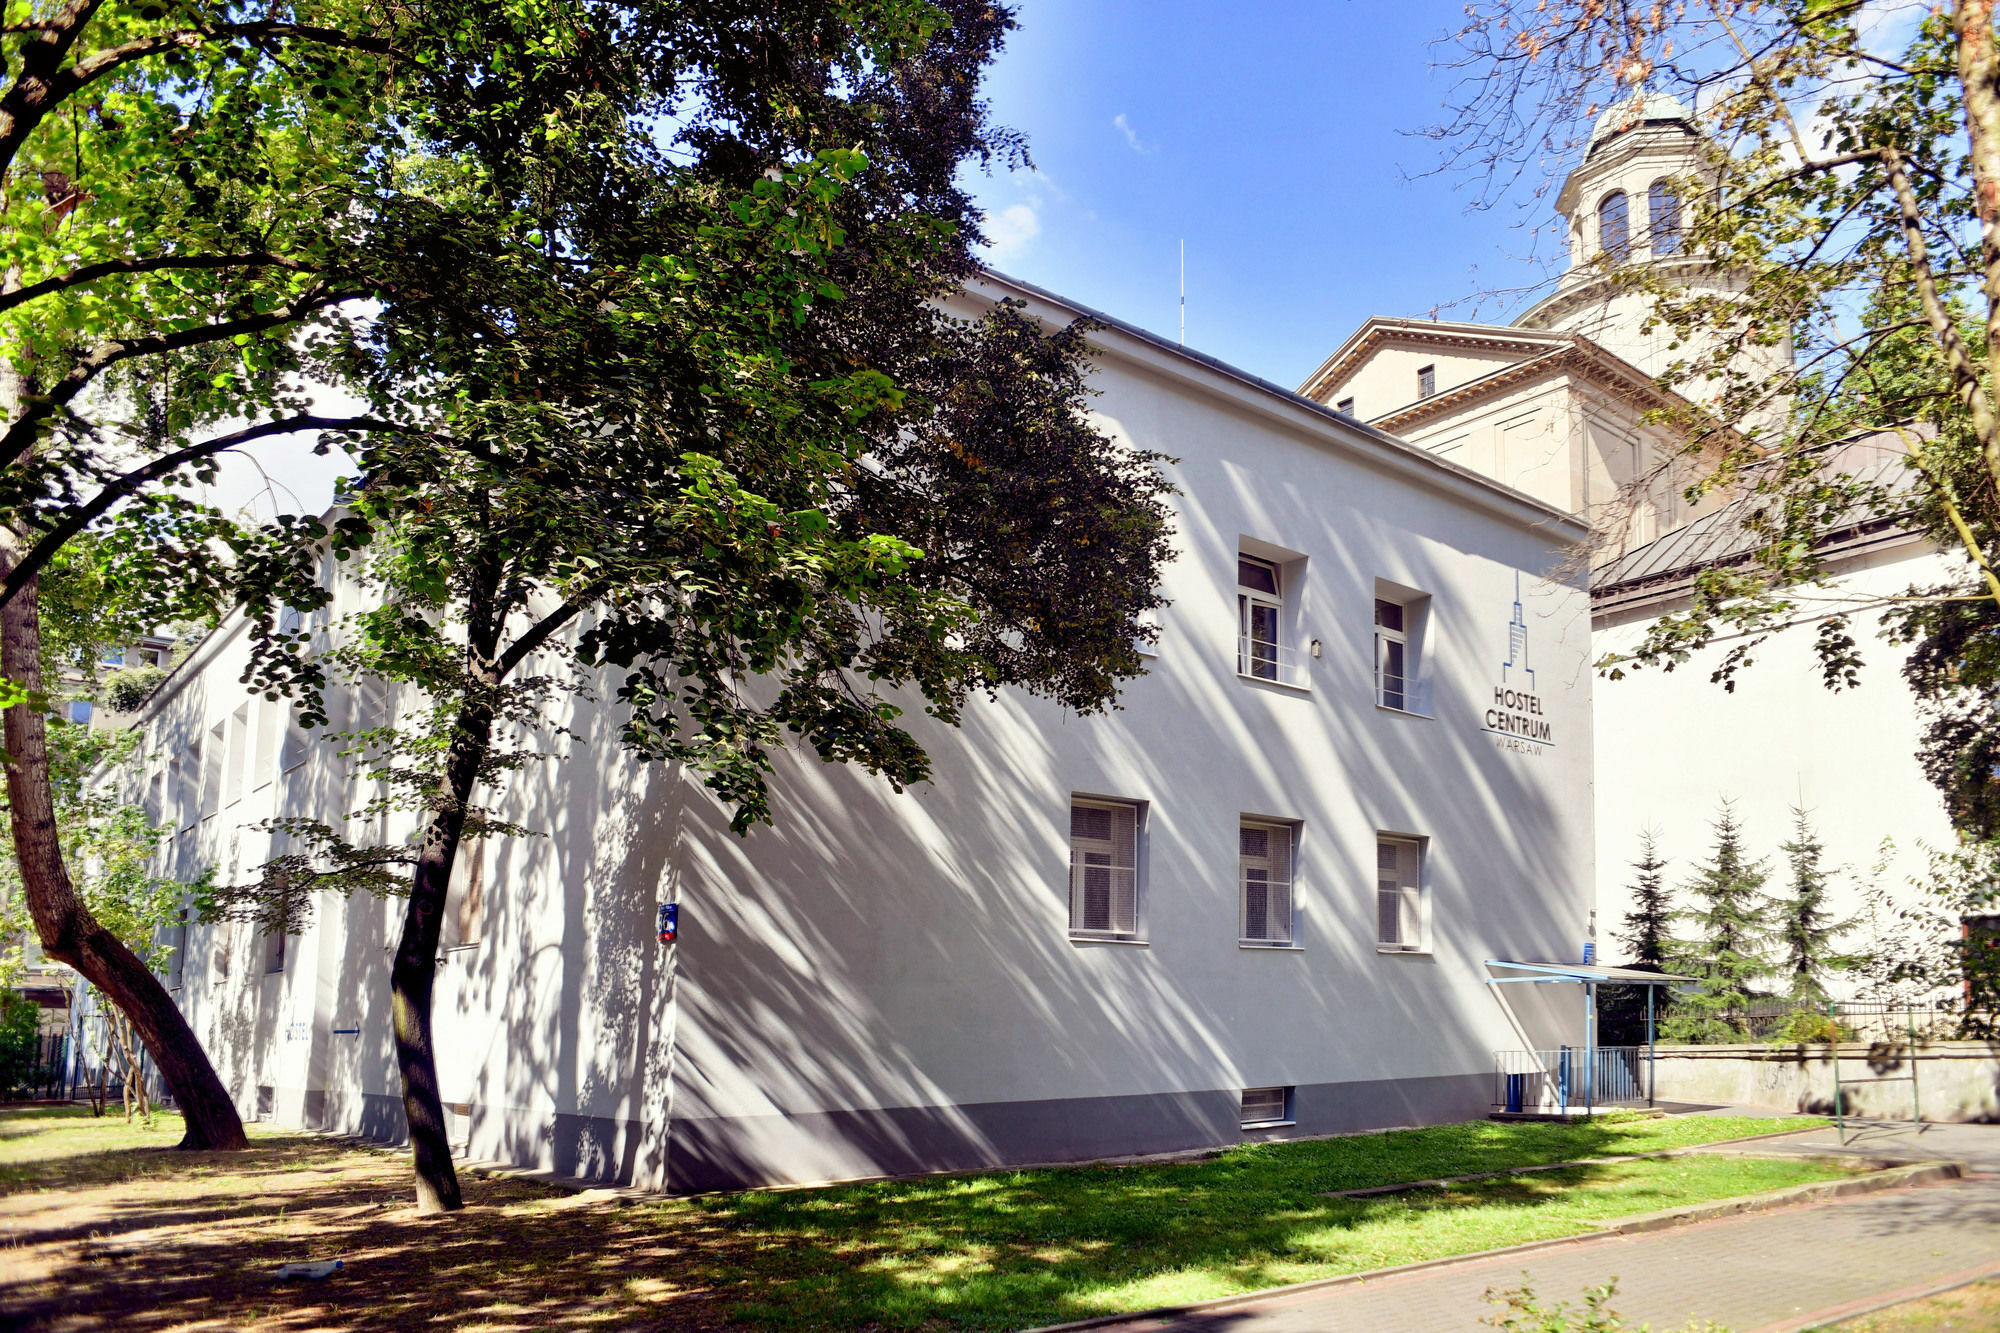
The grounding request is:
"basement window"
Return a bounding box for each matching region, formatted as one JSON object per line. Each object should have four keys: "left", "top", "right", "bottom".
{"left": 1241, "top": 1086, "right": 1293, "bottom": 1128}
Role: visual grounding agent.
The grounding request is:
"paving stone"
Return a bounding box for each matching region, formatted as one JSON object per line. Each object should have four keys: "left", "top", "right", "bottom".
{"left": 1122, "top": 1121, "right": 2000, "bottom": 1333}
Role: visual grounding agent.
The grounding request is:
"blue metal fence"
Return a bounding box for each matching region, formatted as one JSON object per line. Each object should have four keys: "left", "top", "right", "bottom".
{"left": 1495, "top": 1046, "right": 1650, "bottom": 1113}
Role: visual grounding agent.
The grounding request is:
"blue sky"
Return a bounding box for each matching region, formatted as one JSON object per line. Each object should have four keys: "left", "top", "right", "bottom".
{"left": 962, "top": 0, "right": 1569, "bottom": 391}
{"left": 216, "top": 3, "right": 1576, "bottom": 520}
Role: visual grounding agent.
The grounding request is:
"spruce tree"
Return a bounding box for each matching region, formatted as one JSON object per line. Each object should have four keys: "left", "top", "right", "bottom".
{"left": 1775, "top": 806, "right": 1859, "bottom": 1003}
{"left": 1672, "top": 802, "right": 1775, "bottom": 1038}
{"left": 1617, "top": 828, "right": 1673, "bottom": 967}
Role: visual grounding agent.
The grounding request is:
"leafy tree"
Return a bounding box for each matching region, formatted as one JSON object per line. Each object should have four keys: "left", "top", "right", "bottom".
{"left": 0, "top": 718, "right": 196, "bottom": 1118}
{"left": 193, "top": 0, "right": 1172, "bottom": 1213}
{"left": 1667, "top": 802, "right": 1774, "bottom": 1040}
{"left": 1430, "top": 3, "right": 2000, "bottom": 836}
{"left": 0, "top": 0, "right": 1084, "bottom": 1170}
{"left": 0, "top": 989, "right": 39, "bottom": 1097}
{"left": 1773, "top": 806, "right": 1858, "bottom": 1003}
{"left": 1616, "top": 827, "right": 1674, "bottom": 968}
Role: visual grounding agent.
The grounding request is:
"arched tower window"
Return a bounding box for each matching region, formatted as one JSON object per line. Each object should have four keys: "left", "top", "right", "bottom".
{"left": 1598, "top": 190, "right": 1630, "bottom": 260}
{"left": 1649, "top": 179, "right": 1682, "bottom": 255}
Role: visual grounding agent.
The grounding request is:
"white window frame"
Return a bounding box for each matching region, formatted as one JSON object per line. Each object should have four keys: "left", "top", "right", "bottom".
{"left": 1239, "top": 820, "right": 1296, "bottom": 947}
{"left": 1377, "top": 835, "right": 1427, "bottom": 954}
{"left": 1068, "top": 798, "right": 1142, "bottom": 941}
{"left": 1374, "top": 598, "right": 1409, "bottom": 711}
{"left": 1417, "top": 364, "right": 1436, "bottom": 399}
{"left": 1335, "top": 396, "right": 1355, "bottom": 416}
{"left": 1237, "top": 555, "right": 1283, "bottom": 683}
{"left": 1241, "top": 1086, "right": 1293, "bottom": 1128}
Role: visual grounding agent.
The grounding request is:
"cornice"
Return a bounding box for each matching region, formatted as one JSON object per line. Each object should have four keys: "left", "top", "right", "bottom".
{"left": 1367, "top": 337, "right": 1686, "bottom": 434}
{"left": 1296, "top": 317, "right": 1570, "bottom": 403}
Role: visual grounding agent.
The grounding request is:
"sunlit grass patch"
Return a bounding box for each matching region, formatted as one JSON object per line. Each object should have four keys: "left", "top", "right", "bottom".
{"left": 0, "top": 1106, "right": 1837, "bottom": 1332}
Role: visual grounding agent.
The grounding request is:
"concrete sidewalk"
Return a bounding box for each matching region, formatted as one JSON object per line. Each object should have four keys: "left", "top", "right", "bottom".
{"left": 1104, "top": 1121, "right": 2000, "bottom": 1333}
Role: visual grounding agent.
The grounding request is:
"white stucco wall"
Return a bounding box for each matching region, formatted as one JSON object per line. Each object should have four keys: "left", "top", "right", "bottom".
{"left": 129, "top": 286, "right": 1598, "bottom": 1190}
{"left": 1591, "top": 538, "right": 1965, "bottom": 969}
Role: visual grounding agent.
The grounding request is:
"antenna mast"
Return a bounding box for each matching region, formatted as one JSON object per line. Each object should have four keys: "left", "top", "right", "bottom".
{"left": 1179, "top": 239, "right": 1186, "bottom": 346}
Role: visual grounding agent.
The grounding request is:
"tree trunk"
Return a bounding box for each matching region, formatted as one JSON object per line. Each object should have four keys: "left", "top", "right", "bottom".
{"left": 0, "top": 540, "right": 246, "bottom": 1150}
{"left": 389, "top": 555, "right": 504, "bottom": 1214}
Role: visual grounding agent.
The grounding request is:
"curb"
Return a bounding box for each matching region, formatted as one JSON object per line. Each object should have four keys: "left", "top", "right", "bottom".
{"left": 1014, "top": 1158, "right": 1962, "bottom": 1333}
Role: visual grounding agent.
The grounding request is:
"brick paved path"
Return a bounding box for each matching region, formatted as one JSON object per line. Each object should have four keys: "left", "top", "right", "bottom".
{"left": 1120, "top": 1122, "right": 2000, "bottom": 1333}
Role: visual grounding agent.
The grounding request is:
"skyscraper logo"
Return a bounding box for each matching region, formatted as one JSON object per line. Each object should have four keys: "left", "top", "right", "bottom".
{"left": 1484, "top": 573, "right": 1554, "bottom": 750}
{"left": 1502, "top": 572, "right": 1535, "bottom": 691}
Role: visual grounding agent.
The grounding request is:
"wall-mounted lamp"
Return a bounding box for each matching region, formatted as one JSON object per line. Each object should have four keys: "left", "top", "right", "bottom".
{"left": 1309, "top": 639, "right": 1323, "bottom": 659}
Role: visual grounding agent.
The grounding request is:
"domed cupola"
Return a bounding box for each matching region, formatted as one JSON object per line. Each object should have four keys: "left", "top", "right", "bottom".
{"left": 1514, "top": 90, "right": 1756, "bottom": 381}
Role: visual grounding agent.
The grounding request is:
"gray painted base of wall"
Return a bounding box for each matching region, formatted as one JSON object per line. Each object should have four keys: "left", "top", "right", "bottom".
{"left": 666, "top": 1072, "right": 1490, "bottom": 1193}
{"left": 341, "top": 1073, "right": 1489, "bottom": 1193}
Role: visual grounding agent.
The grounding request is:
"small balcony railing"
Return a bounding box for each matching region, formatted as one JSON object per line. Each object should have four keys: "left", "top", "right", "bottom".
{"left": 1236, "top": 637, "right": 1310, "bottom": 688}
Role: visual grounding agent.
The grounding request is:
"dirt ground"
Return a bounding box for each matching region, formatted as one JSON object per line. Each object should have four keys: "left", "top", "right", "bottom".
{"left": 1830, "top": 1280, "right": 2000, "bottom": 1332}
{"left": 0, "top": 1112, "right": 736, "bottom": 1331}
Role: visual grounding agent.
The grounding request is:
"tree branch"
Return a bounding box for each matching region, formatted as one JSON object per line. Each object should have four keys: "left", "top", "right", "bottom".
{"left": 0, "top": 287, "right": 362, "bottom": 472}
{"left": 0, "top": 414, "right": 411, "bottom": 609}
{"left": 0, "top": 252, "right": 315, "bottom": 316}
{"left": 0, "top": 16, "right": 397, "bottom": 181}
{"left": 1881, "top": 146, "right": 2000, "bottom": 465}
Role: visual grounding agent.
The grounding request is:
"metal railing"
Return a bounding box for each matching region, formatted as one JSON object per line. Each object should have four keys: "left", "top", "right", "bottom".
{"left": 1236, "top": 637, "right": 1310, "bottom": 688}
{"left": 1494, "top": 1046, "right": 1651, "bottom": 1114}
{"left": 4, "top": 1031, "right": 73, "bottom": 1101}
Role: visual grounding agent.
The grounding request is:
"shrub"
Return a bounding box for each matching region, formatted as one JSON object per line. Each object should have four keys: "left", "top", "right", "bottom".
{"left": 0, "top": 990, "right": 42, "bottom": 1095}
{"left": 103, "top": 665, "right": 167, "bottom": 713}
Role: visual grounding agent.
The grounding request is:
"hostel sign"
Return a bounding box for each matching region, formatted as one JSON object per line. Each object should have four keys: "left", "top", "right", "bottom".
{"left": 1483, "top": 576, "right": 1555, "bottom": 754}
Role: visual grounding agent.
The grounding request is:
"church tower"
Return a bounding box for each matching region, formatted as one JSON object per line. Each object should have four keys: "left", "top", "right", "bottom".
{"left": 1513, "top": 92, "right": 1792, "bottom": 397}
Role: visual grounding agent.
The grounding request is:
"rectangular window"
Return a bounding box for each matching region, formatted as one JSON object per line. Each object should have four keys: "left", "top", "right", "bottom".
{"left": 444, "top": 837, "right": 486, "bottom": 950}
{"left": 199, "top": 723, "right": 224, "bottom": 819}
{"left": 1069, "top": 799, "right": 1139, "bottom": 938}
{"left": 224, "top": 705, "right": 250, "bottom": 807}
{"left": 1377, "top": 836, "right": 1425, "bottom": 952}
{"left": 166, "top": 907, "right": 187, "bottom": 990}
{"left": 280, "top": 709, "right": 310, "bottom": 773}
{"left": 1375, "top": 599, "right": 1408, "bottom": 710}
{"left": 262, "top": 928, "right": 285, "bottom": 974}
{"left": 1237, "top": 556, "right": 1282, "bottom": 682}
{"left": 1336, "top": 396, "right": 1355, "bottom": 416}
{"left": 1239, "top": 821, "right": 1294, "bottom": 946}
{"left": 1417, "top": 364, "right": 1436, "bottom": 399}
{"left": 1241, "top": 1086, "right": 1292, "bottom": 1127}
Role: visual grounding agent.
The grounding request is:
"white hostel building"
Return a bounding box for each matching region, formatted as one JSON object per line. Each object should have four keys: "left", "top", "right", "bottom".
{"left": 129, "top": 273, "right": 1594, "bottom": 1191}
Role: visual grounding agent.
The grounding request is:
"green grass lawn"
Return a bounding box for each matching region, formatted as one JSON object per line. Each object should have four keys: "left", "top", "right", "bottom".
{"left": 670, "top": 1115, "right": 1834, "bottom": 1329}
{"left": 0, "top": 1107, "right": 1837, "bottom": 1332}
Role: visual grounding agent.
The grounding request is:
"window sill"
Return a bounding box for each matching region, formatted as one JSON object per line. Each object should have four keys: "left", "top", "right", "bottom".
{"left": 1239, "top": 942, "right": 1304, "bottom": 951}
{"left": 1070, "top": 935, "right": 1149, "bottom": 947}
{"left": 1375, "top": 703, "right": 1434, "bottom": 719}
{"left": 1241, "top": 1119, "right": 1296, "bottom": 1130}
{"left": 1377, "top": 945, "right": 1432, "bottom": 957}
{"left": 1236, "top": 671, "right": 1311, "bottom": 694}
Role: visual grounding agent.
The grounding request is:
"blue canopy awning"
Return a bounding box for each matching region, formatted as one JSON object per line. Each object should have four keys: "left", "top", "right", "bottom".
{"left": 1483, "top": 959, "right": 1696, "bottom": 986}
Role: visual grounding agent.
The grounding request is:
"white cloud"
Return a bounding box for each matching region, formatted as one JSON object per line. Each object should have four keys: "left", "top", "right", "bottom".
{"left": 1113, "top": 113, "right": 1156, "bottom": 155}
{"left": 982, "top": 203, "right": 1041, "bottom": 261}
